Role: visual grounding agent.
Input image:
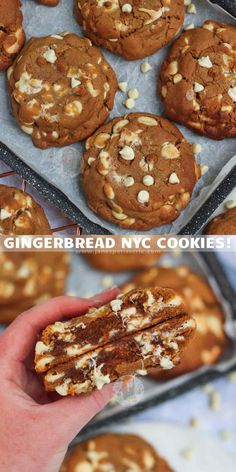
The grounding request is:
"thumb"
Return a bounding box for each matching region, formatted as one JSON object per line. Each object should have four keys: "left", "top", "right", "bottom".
{"left": 41, "top": 384, "right": 113, "bottom": 445}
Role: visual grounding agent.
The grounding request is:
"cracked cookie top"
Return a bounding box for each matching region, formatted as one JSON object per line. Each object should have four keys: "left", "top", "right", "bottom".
{"left": 0, "top": 0, "right": 25, "bottom": 71}
{"left": 159, "top": 21, "right": 236, "bottom": 139}
{"left": 81, "top": 113, "right": 200, "bottom": 231}
{"left": 8, "top": 33, "right": 117, "bottom": 149}
{"left": 75, "top": 0, "right": 184, "bottom": 60}
{"left": 0, "top": 185, "right": 51, "bottom": 235}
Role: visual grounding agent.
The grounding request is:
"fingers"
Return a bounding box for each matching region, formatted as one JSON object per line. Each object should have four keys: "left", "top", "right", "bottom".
{"left": 0, "top": 288, "right": 120, "bottom": 363}
{"left": 41, "top": 385, "right": 114, "bottom": 445}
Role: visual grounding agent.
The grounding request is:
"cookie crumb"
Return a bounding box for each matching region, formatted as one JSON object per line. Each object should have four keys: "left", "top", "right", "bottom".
{"left": 227, "top": 371, "right": 236, "bottom": 382}
{"left": 225, "top": 200, "right": 236, "bottom": 210}
{"left": 184, "top": 0, "right": 191, "bottom": 5}
{"left": 118, "top": 81, "right": 128, "bottom": 93}
{"left": 140, "top": 62, "right": 152, "bottom": 73}
{"left": 200, "top": 165, "right": 209, "bottom": 176}
{"left": 181, "top": 448, "right": 194, "bottom": 460}
{"left": 124, "top": 98, "right": 135, "bottom": 109}
{"left": 184, "top": 23, "right": 194, "bottom": 30}
{"left": 202, "top": 383, "right": 213, "bottom": 393}
{"left": 101, "top": 276, "right": 114, "bottom": 289}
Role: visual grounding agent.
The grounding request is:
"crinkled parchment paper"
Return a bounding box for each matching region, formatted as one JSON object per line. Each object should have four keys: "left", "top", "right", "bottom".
{"left": 0, "top": 0, "right": 235, "bottom": 234}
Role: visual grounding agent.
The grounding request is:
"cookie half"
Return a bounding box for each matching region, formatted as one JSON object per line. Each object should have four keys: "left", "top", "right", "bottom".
{"left": 122, "top": 265, "right": 228, "bottom": 377}
{"left": 0, "top": 0, "right": 25, "bottom": 71}
{"left": 205, "top": 207, "right": 236, "bottom": 235}
{"left": 60, "top": 433, "right": 173, "bottom": 472}
{"left": 84, "top": 252, "right": 160, "bottom": 272}
{"left": 159, "top": 21, "right": 236, "bottom": 139}
{"left": 35, "top": 287, "right": 195, "bottom": 395}
{"left": 0, "top": 252, "right": 70, "bottom": 323}
{"left": 8, "top": 33, "right": 117, "bottom": 148}
{"left": 82, "top": 113, "right": 200, "bottom": 231}
{"left": 75, "top": 0, "right": 184, "bottom": 61}
{"left": 0, "top": 185, "right": 51, "bottom": 235}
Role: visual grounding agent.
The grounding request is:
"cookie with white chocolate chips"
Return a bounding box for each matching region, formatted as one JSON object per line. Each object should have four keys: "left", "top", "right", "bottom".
{"left": 75, "top": 0, "right": 184, "bottom": 61}
{"left": 0, "top": 252, "right": 70, "bottom": 324}
{"left": 159, "top": 21, "right": 236, "bottom": 139}
{"left": 121, "top": 266, "right": 228, "bottom": 377}
{"left": 81, "top": 113, "right": 200, "bottom": 231}
{"left": 0, "top": 185, "right": 51, "bottom": 235}
{"left": 205, "top": 207, "right": 236, "bottom": 235}
{"left": 35, "top": 287, "right": 195, "bottom": 396}
{"left": 60, "top": 433, "right": 173, "bottom": 472}
{"left": 84, "top": 252, "right": 161, "bottom": 272}
{"left": 8, "top": 33, "right": 117, "bottom": 149}
{"left": 0, "top": 0, "right": 25, "bottom": 71}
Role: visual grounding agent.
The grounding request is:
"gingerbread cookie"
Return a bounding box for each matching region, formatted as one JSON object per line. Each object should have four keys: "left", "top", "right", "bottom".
{"left": 159, "top": 21, "right": 236, "bottom": 139}
{"left": 36, "top": 0, "right": 60, "bottom": 6}
{"left": 0, "top": 185, "right": 51, "bottom": 235}
{"left": 60, "top": 433, "right": 173, "bottom": 472}
{"left": 82, "top": 113, "right": 200, "bottom": 231}
{"left": 75, "top": 0, "right": 184, "bottom": 61}
{"left": 205, "top": 207, "right": 236, "bottom": 235}
{"left": 8, "top": 33, "right": 117, "bottom": 149}
{"left": 122, "top": 266, "right": 228, "bottom": 377}
{"left": 84, "top": 252, "right": 160, "bottom": 272}
{"left": 0, "top": 0, "right": 25, "bottom": 71}
{"left": 0, "top": 252, "right": 70, "bottom": 324}
{"left": 35, "top": 287, "right": 195, "bottom": 395}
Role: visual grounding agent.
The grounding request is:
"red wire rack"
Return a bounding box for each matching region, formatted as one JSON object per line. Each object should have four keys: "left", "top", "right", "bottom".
{"left": 0, "top": 169, "right": 82, "bottom": 235}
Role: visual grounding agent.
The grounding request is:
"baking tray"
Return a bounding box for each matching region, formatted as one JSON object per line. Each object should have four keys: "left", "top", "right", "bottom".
{"left": 0, "top": 0, "right": 235, "bottom": 235}
{"left": 66, "top": 250, "right": 236, "bottom": 439}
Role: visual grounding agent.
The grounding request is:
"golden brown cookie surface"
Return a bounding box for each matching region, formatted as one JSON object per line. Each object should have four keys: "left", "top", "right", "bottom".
{"left": 159, "top": 21, "right": 236, "bottom": 139}
{"left": 84, "top": 252, "right": 160, "bottom": 272}
{"left": 60, "top": 433, "right": 173, "bottom": 471}
{"left": 0, "top": 252, "right": 70, "bottom": 324}
{"left": 82, "top": 113, "right": 200, "bottom": 231}
{"left": 36, "top": 0, "right": 60, "bottom": 5}
{"left": 0, "top": 0, "right": 25, "bottom": 71}
{"left": 205, "top": 207, "right": 236, "bottom": 235}
{"left": 122, "top": 265, "right": 228, "bottom": 377}
{"left": 8, "top": 33, "right": 117, "bottom": 149}
{"left": 0, "top": 185, "right": 51, "bottom": 235}
{"left": 75, "top": 0, "right": 184, "bottom": 61}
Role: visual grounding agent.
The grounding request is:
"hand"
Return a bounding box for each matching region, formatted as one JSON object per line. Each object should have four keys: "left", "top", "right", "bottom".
{"left": 0, "top": 288, "right": 119, "bottom": 472}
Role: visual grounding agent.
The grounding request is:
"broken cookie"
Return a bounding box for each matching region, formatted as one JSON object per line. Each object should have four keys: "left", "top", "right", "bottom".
{"left": 35, "top": 287, "right": 195, "bottom": 396}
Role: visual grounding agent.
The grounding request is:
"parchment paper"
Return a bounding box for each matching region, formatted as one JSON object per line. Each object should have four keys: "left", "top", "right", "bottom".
{"left": 0, "top": 0, "right": 235, "bottom": 234}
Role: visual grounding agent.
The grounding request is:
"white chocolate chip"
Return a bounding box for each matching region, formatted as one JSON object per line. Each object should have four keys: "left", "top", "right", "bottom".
{"left": 140, "top": 62, "right": 152, "bottom": 73}
{"left": 184, "top": 0, "right": 191, "bottom": 5}
{"left": 169, "top": 61, "right": 178, "bottom": 75}
{"left": 190, "top": 417, "right": 201, "bottom": 428}
{"left": 184, "top": 23, "right": 194, "bottom": 30}
{"left": 88, "top": 157, "right": 96, "bottom": 166}
{"left": 137, "top": 116, "right": 158, "bottom": 126}
{"left": 160, "top": 357, "right": 174, "bottom": 369}
{"left": 124, "top": 98, "right": 135, "bottom": 109}
{"left": 102, "top": 275, "right": 113, "bottom": 288}
{"left": 118, "top": 81, "right": 128, "bottom": 92}
{"left": 181, "top": 448, "right": 194, "bottom": 460}
{"left": 173, "top": 73, "right": 183, "bottom": 84}
{"left": 219, "top": 430, "right": 232, "bottom": 442}
{"left": 0, "top": 209, "right": 11, "bottom": 220}
{"left": 192, "top": 143, "right": 202, "bottom": 154}
{"left": 225, "top": 200, "right": 236, "bottom": 209}
{"left": 143, "top": 175, "right": 154, "bottom": 186}
{"left": 71, "top": 78, "right": 81, "bottom": 88}
{"left": 198, "top": 56, "right": 213, "bottom": 68}
{"left": 119, "top": 145, "right": 135, "bottom": 161}
{"left": 110, "top": 299, "right": 123, "bottom": 311}
{"left": 43, "top": 48, "right": 57, "bottom": 64}
{"left": 64, "top": 100, "right": 82, "bottom": 116}
{"left": 228, "top": 86, "right": 236, "bottom": 102}
{"left": 124, "top": 176, "right": 135, "bottom": 187}
{"left": 200, "top": 165, "right": 209, "bottom": 176}
{"left": 169, "top": 172, "right": 180, "bottom": 184}
{"left": 194, "top": 82, "right": 204, "bottom": 93}
{"left": 122, "top": 3, "right": 132, "bottom": 13}
{"left": 128, "top": 88, "right": 139, "bottom": 99}
{"left": 137, "top": 190, "right": 149, "bottom": 204}
{"left": 187, "top": 3, "right": 196, "bottom": 14}
{"left": 161, "top": 143, "right": 180, "bottom": 159}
